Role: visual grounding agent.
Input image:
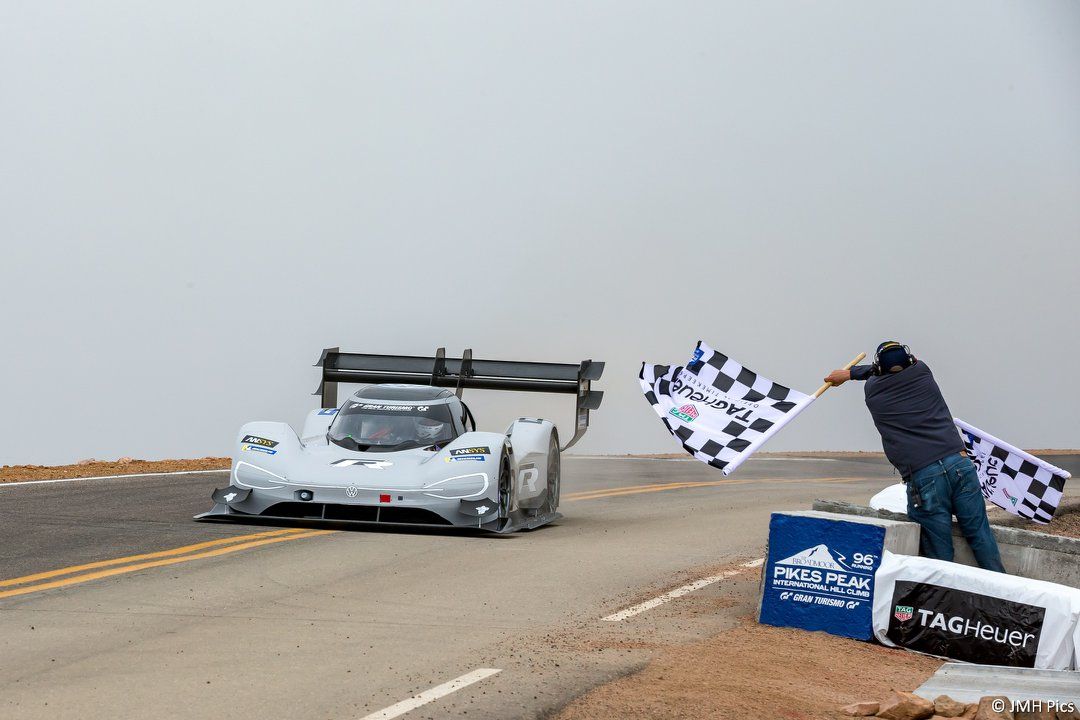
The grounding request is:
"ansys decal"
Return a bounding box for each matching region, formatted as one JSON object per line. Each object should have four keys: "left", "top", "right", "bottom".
{"left": 241, "top": 435, "right": 279, "bottom": 448}
{"left": 447, "top": 446, "right": 491, "bottom": 462}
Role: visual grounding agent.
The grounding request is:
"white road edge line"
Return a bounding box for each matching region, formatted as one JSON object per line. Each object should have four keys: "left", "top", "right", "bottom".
{"left": 0, "top": 469, "right": 230, "bottom": 487}
{"left": 3, "top": 454, "right": 839, "bottom": 486}
{"left": 359, "top": 668, "right": 502, "bottom": 720}
{"left": 602, "top": 558, "right": 765, "bottom": 622}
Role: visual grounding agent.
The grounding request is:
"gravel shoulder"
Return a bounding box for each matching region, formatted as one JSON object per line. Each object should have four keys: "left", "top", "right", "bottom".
{"left": 0, "top": 457, "right": 229, "bottom": 482}
{"left": 554, "top": 614, "right": 942, "bottom": 720}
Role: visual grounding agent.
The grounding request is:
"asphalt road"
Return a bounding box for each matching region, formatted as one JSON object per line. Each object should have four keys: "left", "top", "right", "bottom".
{"left": 0, "top": 455, "right": 1073, "bottom": 720}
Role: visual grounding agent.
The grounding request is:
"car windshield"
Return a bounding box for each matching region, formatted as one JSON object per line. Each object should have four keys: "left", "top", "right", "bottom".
{"left": 328, "top": 401, "right": 456, "bottom": 452}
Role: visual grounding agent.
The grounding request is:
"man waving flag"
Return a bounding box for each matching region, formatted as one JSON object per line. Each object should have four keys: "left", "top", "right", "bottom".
{"left": 640, "top": 341, "right": 823, "bottom": 475}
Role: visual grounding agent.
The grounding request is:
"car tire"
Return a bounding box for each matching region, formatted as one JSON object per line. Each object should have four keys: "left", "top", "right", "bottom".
{"left": 544, "top": 431, "right": 561, "bottom": 515}
{"left": 497, "top": 446, "right": 512, "bottom": 518}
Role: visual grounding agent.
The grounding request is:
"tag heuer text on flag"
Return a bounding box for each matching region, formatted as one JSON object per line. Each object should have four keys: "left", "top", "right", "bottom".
{"left": 639, "top": 341, "right": 816, "bottom": 475}
{"left": 955, "top": 418, "right": 1071, "bottom": 524}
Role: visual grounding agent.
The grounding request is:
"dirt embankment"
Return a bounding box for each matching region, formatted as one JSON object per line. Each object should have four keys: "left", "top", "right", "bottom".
{"left": 990, "top": 498, "right": 1080, "bottom": 540}
{"left": 554, "top": 617, "right": 942, "bottom": 720}
{"left": 0, "top": 457, "right": 229, "bottom": 483}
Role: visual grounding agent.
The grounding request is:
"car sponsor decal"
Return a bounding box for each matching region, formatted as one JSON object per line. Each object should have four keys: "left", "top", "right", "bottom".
{"left": 447, "top": 446, "right": 490, "bottom": 462}
{"left": 517, "top": 463, "right": 539, "bottom": 492}
{"left": 451, "top": 446, "right": 490, "bottom": 456}
{"left": 331, "top": 459, "right": 393, "bottom": 470}
{"left": 318, "top": 408, "right": 338, "bottom": 415}
{"left": 886, "top": 580, "right": 1045, "bottom": 668}
{"left": 348, "top": 404, "right": 429, "bottom": 412}
{"left": 242, "top": 444, "right": 278, "bottom": 455}
{"left": 242, "top": 435, "right": 279, "bottom": 448}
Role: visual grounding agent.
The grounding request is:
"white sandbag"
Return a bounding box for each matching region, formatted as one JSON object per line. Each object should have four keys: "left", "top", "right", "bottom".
{"left": 873, "top": 551, "right": 1080, "bottom": 670}
{"left": 869, "top": 484, "right": 908, "bottom": 515}
{"left": 1075, "top": 612, "right": 1080, "bottom": 670}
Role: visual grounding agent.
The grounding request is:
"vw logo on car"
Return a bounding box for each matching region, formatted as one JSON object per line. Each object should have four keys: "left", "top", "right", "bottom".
{"left": 345, "top": 485, "right": 359, "bottom": 498}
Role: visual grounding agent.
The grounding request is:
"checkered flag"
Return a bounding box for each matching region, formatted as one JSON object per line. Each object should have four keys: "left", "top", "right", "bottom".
{"left": 640, "top": 341, "right": 814, "bottom": 475}
{"left": 955, "top": 418, "right": 1070, "bottom": 524}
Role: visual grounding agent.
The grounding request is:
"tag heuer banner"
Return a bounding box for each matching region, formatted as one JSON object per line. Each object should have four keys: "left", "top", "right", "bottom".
{"left": 873, "top": 551, "right": 1080, "bottom": 670}
{"left": 955, "top": 418, "right": 1071, "bottom": 524}
{"left": 639, "top": 341, "right": 814, "bottom": 475}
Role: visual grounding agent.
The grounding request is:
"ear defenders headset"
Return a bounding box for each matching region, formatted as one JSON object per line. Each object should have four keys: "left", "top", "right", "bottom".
{"left": 872, "top": 341, "right": 916, "bottom": 376}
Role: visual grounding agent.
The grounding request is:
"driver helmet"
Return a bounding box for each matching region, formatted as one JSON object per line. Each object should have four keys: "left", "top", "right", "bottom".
{"left": 367, "top": 416, "right": 402, "bottom": 441}
{"left": 416, "top": 417, "right": 446, "bottom": 441}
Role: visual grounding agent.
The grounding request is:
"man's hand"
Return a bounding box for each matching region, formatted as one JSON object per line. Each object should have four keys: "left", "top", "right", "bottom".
{"left": 824, "top": 369, "right": 851, "bottom": 386}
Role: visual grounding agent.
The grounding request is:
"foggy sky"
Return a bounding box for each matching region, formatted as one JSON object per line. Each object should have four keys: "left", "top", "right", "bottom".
{"left": 3, "top": 1, "right": 1079, "bottom": 466}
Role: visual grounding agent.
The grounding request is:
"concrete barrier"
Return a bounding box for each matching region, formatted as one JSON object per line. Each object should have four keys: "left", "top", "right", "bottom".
{"left": 813, "top": 499, "right": 1080, "bottom": 588}
{"left": 916, "top": 663, "right": 1080, "bottom": 704}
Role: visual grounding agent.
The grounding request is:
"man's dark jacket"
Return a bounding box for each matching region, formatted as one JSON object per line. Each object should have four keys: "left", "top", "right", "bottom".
{"left": 850, "top": 361, "right": 963, "bottom": 476}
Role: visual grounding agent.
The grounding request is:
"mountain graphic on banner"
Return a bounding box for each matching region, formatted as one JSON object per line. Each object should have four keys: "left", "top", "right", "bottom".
{"left": 776, "top": 544, "right": 845, "bottom": 570}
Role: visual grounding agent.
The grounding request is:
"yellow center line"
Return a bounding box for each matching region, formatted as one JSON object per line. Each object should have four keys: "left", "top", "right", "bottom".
{"left": 565, "top": 476, "right": 864, "bottom": 502}
{"left": 566, "top": 479, "right": 732, "bottom": 497}
{"left": 0, "top": 529, "right": 335, "bottom": 600}
{"left": 0, "top": 527, "right": 309, "bottom": 588}
{"left": 566, "top": 480, "right": 753, "bottom": 501}
{"left": 1, "top": 475, "right": 869, "bottom": 600}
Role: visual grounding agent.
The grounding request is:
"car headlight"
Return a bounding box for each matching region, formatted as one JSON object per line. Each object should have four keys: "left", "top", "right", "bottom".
{"left": 234, "top": 461, "right": 286, "bottom": 489}
{"left": 421, "top": 473, "right": 488, "bottom": 500}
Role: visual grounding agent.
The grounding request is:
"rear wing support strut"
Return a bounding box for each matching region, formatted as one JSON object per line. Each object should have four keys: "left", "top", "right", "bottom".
{"left": 314, "top": 348, "right": 604, "bottom": 450}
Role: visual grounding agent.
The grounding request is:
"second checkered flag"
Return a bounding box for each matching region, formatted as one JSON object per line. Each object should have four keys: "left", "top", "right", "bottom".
{"left": 956, "top": 418, "right": 1071, "bottom": 524}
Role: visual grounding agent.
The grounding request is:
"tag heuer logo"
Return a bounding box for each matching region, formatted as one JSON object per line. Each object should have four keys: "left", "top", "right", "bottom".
{"left": 669, "top": 404, "right": 699, "bottom": 423}
{"left": 894, "top": 605, "right": 914, "bottom": 622}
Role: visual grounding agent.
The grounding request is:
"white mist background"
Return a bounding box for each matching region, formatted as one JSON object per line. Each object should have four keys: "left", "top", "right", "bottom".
{"left": 2, "top": 1, "right": 1078, "bottom": 465}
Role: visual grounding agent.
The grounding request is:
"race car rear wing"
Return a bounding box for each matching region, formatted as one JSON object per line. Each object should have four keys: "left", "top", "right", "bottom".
{"left": 314, "top": 347, "right": 604, "bottom": 450}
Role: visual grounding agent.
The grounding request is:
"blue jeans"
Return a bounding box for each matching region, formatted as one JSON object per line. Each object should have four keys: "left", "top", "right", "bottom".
{"left": 906, "top": 453, "right": 1006, "bottom": 573}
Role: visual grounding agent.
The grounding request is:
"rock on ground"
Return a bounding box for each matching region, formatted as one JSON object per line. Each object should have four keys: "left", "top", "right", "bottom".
{"left": 840, "top": 702, "right": 880, "bottom": 716}
{"left": 934, "top": 696, "right": 968, "bottom": 718}
{"left": 877, "top": 690, "right": 935, "bottom": 720}
{"left": 973, "top": 696, "right": 1013, "bottom": 720}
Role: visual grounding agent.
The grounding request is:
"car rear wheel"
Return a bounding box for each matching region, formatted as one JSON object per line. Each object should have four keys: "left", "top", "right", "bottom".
{"left": 544, "top": 432, "right": 561, "bottom": 515}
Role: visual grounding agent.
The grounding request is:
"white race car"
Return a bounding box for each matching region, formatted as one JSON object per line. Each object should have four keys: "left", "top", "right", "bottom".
{"left": 197, "top": 348, "right": 604, "bottom": 532}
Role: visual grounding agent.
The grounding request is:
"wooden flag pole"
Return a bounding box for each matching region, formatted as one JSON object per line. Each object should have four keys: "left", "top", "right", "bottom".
{"left": 812, "top": 352, "right": 867, "bottom": 398}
